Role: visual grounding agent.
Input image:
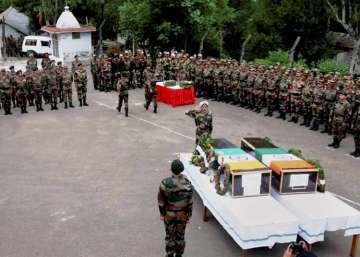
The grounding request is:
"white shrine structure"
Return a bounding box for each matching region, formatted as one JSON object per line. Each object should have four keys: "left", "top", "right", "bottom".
{"left": 41, "top": 6, "right": 96, "bottom": 61}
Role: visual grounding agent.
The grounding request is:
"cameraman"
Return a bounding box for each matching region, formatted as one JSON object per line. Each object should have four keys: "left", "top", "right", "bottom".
{"left": 283, "top": 241, "right": 318, "bottom": 257}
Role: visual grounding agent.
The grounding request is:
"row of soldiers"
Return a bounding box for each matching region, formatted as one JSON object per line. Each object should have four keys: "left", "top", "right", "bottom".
{"left": 90, "top": 50, "right": 148, "bottom": 92}
{"left": 0, "top": 54, "right": 88, "bottom": 115}
{"left": 1, "top": 35, "right": 24, "bottom": 57}
{"left": 185, "top": 58, "right": 360, "bottom": 157}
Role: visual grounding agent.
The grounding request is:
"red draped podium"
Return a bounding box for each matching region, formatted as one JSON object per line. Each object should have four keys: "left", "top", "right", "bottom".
{"left": 156, "top": 83, "right": 196, "bottom": 107}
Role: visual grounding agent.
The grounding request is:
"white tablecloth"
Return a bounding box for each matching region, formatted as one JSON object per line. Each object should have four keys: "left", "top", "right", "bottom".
{"left": 180, "top": 153, "right": 299, "bottom": 250}
{"left": 272, "top": 191, "right": 360, "bottom": 244}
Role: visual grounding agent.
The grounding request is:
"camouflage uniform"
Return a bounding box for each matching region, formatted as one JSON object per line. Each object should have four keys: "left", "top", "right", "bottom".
{"left": 321, "top": 84, "right": 337, "bottom": 134}
{"left": 33, "top": 72, "right": 44, "bottom": 112}
{"left": 41, "top": 56, "right": 51, "bottom": 70}
{"left": 265, "top": 74, "right": 279, "bottom": 117}
{"left": 300, "top": 83, "right": 313, "bottom": 127}
{"left": 62, "top": 70, "right": 74, "bottom": 109}
{"left": 26, "top": 57, "right": 38, "bottom": 71}
{"left": 328, "top": 97, "right": 351, "bottom": 148}
{"left": 289, "top": 80, "right": 302, "bottom": 123}
{"left": 277, "top": 78, "right": 290, "bottom": 120}
{"left": 9, "top": 70, "right": 17, "bottom": 108}
{"left": 351, "top": 84, "right": 360, "bottom": 157}
{"left": 117, "top": 72, "right": 129, "bottom": 117}
{"left": 158, "top": 174, "right": 193, "bottom": 257}
{"left": 185, "top": 108, "right": 213, "bottom": 144}
{"left": 16, "top": 75, "right": 28, "bottom": 113}
{"left": 24, "top": 68, "right": 35, "bottom": 106}
{"left": 74, "top": 67, "right": 88, "bottom": 107}
{"left": 0, "top": 73, "right": 12, "bottom": 115}
{"left": 47, "top": 69, "right": 59, "bottom": 110}
{"left": 144, "top": 71, "right": 158, "bottom": 113}
{"left": 310, "top": 85, "right": 324, "bottom": 131}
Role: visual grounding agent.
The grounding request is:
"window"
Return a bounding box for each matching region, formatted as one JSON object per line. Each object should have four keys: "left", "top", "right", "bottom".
{"left": 41, "top": 41, "right": 51, "bottom": 47}
{"left": 72, "top": 32, "right": 80, "bottom": 39}
{"left": 25, "top": 39, "right": 37, "bottom": 46}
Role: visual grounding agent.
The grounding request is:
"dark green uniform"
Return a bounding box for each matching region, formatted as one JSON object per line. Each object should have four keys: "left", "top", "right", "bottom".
{"left": 158, "top": 174, "right": 193, "bottom": 257}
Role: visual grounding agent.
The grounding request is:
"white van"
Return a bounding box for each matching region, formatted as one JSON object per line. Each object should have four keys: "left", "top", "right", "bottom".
{"left": 22, "top": 36, "right": 53, "bottom": 57}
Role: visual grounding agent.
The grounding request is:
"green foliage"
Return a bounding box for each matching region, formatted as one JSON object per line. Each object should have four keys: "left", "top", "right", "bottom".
{"left": 255, "top": 49, "right": 308, "bottom": 68}
{"left": 316, "top": 59, "right": 350, "bottom": 75}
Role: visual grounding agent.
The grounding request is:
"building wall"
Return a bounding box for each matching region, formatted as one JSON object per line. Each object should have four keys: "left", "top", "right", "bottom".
{"left": 0, "top": 24, "right": 23, "bottom": 40}
{"left": 58, "top": 32, "right": 92, "bottom": 61}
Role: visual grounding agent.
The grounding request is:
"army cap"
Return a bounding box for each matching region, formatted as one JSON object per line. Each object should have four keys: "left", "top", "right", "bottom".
{"left": 9, "top": 65, "right": 14, "bottom": 70}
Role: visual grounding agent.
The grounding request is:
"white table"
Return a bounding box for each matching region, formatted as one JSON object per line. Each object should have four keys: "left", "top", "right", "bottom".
{"left": 180, "top": 153, "right": 299, "bottom": 257}
{"left": 272, "top": 191, "right": 360, "bottom": 256}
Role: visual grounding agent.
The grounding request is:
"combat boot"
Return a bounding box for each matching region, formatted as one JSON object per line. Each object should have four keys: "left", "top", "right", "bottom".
{"left": 293, "top": 117, "right": 298, "bottom": 124}
{"left": 328, "top": 139, "right": 336, "bottom": 148}
{"left": 54, "top": 103, "right": 58, "bottom": 110}
{"left": 144, "top": 103, "right": 149, "bottom": 111}
{"left": 333, "top": 139, "right": 341, "bottom": 149}
{"left": 125, "top": 107, "right": 129, "bottom": 117}
{"left": 79, "top": 99, "right": 83, "bottom": 107}
{"left": 24, "top": 106, "right": 28, "bottom": 113}
{"left": 64, "top": 102, "right": 68, "bottom": 109}
{"left": 36, "top": 103, "right": 40, "bottom": 112}
{"left": 83, "top": 96, "right": 89, "bottom": 106}
{"left": 306, "top": 118, "right": 311, "bottom": 127}
{"left": 117, "top": 105, "right": 122, "bottom": 113}
{"left": 69, "top": 102, "right": 75, "bottom": 108}
{"left": 154, "top": 106, "right": 157, "bottom": 114}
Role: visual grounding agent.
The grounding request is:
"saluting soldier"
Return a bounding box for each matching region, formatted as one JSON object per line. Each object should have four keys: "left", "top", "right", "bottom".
{"left": 185, "top": 101, "right": 213, "bottom": 145}
{"left": 158, "top": 159, "right": 193, "bottom": 257}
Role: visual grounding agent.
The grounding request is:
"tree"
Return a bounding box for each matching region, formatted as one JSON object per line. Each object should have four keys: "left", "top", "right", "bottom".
{"left": 118, "top": 0, "right": 151, "bottom": 52}
{"left": 327, "top": 0, "right": 360, "bottom": 74}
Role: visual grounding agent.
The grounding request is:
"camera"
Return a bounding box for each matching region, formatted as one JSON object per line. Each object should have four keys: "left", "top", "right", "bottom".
{"left": 290, "top": 242, "right": 304, "bottom": 256}
{"left": 289, "top": 242, "right": 318, "bottom": 257}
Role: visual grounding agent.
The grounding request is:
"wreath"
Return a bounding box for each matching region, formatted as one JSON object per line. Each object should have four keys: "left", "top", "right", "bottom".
{"left": 214, "top": 164, "right": 231, "bottom": 195}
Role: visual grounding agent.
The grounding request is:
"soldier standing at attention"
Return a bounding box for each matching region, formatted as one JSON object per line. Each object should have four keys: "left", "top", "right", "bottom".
{"left": 74, "top": 63, "right": 88, "bottom": 107}
{"left": 328, "top": 93, "right": 351, "bottom": 149}
{"left": 26, "top": 52, "right": 38, "bottom": 71}
{"left": 41, "top": 53, "right": 51, "bottom": 70}
{"left": 186, "top": 101, "right": 213, "bottom": 145}
{"left": 0, "top": 69, "right": 12, "bottom": 115}
{"left": 116, "top": 71, "right": 129, "bottom": 117}
{"left": 71, "top": 55, "right": 82, "bottom": 76}
{"left": 16, "top": 73, "right": 28, "bottom": 114}
{"left": 32, "top": 71, "right": 44, "bottom": 112}
{"left": 62, "top": 67, "right": 75, "bottom": 109}
{"left": 158, "top": 159, "right": 193, "bottom": 257}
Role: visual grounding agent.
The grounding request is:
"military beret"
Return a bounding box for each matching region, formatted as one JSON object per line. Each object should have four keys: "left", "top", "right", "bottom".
{"left": 171, "top": 159, "right": 184, "bottom": 175}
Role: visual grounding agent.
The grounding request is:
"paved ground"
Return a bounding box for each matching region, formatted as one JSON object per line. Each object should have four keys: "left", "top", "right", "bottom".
{"left": 0, "top": 74, "right": 359, "bottom": 257}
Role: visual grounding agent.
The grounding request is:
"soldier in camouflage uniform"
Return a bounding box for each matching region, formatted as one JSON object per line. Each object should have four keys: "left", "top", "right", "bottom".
{"left": 91, "top": 55, "right": 99, "bottom": 90}
{"left": 328, "top": 93, "right": 351, "bottom": 149}
{"left": 24, "top": 66, "right": 35, "bottom": 107}
{"left": 288, "top": 77, "right": 303, "bottom": 123}
{"left": 47, "top": 68, "right": 59, "bottom": 110}
{"left": 116, "top": 71, "right": 130, "bottom": 117}
{"left": 144, "top": 69, "right": 159, "bottom": 113}
{"left": 264, "top": 71, "right": 279, "bottom": 117}
{"left": 33, "top": 71, "right": 44, "bottom": 112}
{"left": 158, "top": 159, "right": 193, "bottom": 257}
{"left": 62, "top": 67, "right": 75, "bottom": 109}
{"left": 9, "top": 66, "right": 17, "bottom": 108}
{"left": 185, "top": 101, "right": 213, "bottom": 145}
{"left": 300, "top": 79, "right": 314, "bottom": 127}
{"left": 41, "top": 53, "right": 51, "bottom": 70}
{"left": 71, "top": 55, "right": 82, "bottom": 76}
{"left": 277, "top": 74, "right": 291, "bottom": 120}
{"left": 16, "top": 74, "right": 28, "bottom": 114}
{"left": 26, "top": 53, "right": 38, "bottom": 71}
{"left": 0, "top": 69, "right": 12, "bottom": 115}
{"left": 321, "top": 80, "right": 337, "bottom": 134}
{"left": 56, "top": 62, "right": 64, "bottom": 103}
{"left": 310, "top": 80, "right": 324, "bottom": 131}
{"left": 74, "top": 63, "right": 88, "bottom": 107}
